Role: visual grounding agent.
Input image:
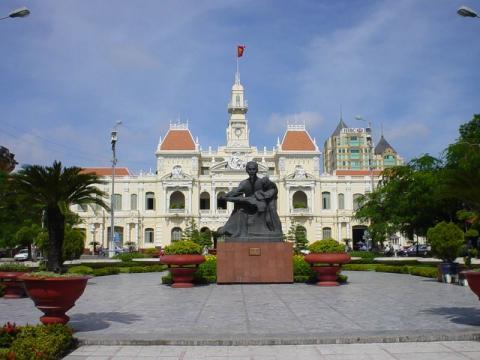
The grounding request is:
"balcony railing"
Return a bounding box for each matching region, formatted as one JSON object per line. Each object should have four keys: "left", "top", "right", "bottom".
{"left": 216, "top": 209, "right": 228, "bottom": 215}
{"left": 169, "top": 208, "right": 185, "bottom": 214}
{"left": 292, "top": 208, "right": 310, "bottom": 214}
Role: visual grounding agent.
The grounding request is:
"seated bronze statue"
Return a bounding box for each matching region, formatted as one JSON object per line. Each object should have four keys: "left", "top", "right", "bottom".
{"left": 217, "top": 161, "right": 283, "bottom": 242}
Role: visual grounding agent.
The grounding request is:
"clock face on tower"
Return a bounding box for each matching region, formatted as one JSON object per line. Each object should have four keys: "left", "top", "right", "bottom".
{"left": 234, "top": 128, "right": 243, "bottom": 137}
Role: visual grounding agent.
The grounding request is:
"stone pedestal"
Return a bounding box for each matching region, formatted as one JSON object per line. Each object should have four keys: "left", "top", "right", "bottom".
{"left": 216, "top": 242, "right": 293, "bottom": 283}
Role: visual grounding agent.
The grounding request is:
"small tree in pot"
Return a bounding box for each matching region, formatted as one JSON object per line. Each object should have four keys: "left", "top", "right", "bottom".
{"left": 427, "top": 222, "right": 464, "bottom": 283}
{"left": 160, "top": 240, "right": 205, "bottom": 288}
{"left": 303, "top": 238, "right": 351, "bottom": 286}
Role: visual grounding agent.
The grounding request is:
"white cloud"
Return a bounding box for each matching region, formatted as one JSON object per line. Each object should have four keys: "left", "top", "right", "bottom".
{"left": 266, "top": 111, "right": 325, "bottom": 135}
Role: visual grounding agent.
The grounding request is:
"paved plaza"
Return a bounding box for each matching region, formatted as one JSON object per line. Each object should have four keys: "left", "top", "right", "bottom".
{"left": 1, "top": 271, "right": 480, "bottom": 358}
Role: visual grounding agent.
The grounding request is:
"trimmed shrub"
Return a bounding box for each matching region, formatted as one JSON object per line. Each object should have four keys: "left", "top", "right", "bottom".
{"left": 0, "top": 285, "right": 4, "bottom": 298}
{"left": 194, "top": 255, "right": 217, "bottom": 284}
{"left": 127, "top": 264, "right": 167, "bottom": 273}
{"left": 407, "top": 266, "right": 438, "bottom": 278}
{"left": 308, "top": 239, "right": 345, "bottom": 253}
{"left": 293, "top": 255, "right": 315, "bottom": 282}
{"left": 343, "top": 264, "right": 377, "bottom": 271}
{"left": 427, "top": 222, "right": 464, "bottom": 263}
{"left": 164, "top": 240, "right": 202, "bottom": 255}
{"left": 348, "top": 251, "right": 379, "bottom": 259}
{"left": 161, "top": 272, "right": 172, "bottom": 284}
{"left": 114, "top": 252, "right": 147, "bottom": 262}
{"left": 338, "top": 274, "right": 348, "bottom": 283}
{"left": 375, "top": 265, "right": 409, "bottom": 274}
{"left": 67, "top": 265, "right": 94, "bottom": 275}
{"left": 0, "top": 264, "right": 32, "bottom": 272}
{"left": 142, "top": 248, "right": 160, "bottom": 257}
{"left": 92, "top": 267, "right": 121, "bottom": 277}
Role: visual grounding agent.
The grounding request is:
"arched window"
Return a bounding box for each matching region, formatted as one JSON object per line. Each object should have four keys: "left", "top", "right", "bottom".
{"left": 145, "top": 228, "right": 154, "bottom": 243}
{"left": 77, "top": 204, "right": 88, "bottom": 212}
{"left": 353, "top": 193, "right": 363, "bottom": 211}
{"left": 322, "top": 192, "right": 331, "bottom": 209}
{"left": 130, "top": 194, "right": 137, "bottom": 211}
{"left": 113, "top": 194, "right": 122, "bottom": 211}
{"left": 200, "top": 192, "right": 210, "bottom": 210}
{"left": 145, "top": 192, "right": 155, "bottom": 210}
{"left": 170, "top": 191, "right": 185, "bottom": 209}
{"left": 171, "top": 227, "right": 182, "bottom": 242}
{"left": 338, "top": 193, "right": 345, "bottom": 210}
{"left": 322, "top": 227, "right": 332, "bottom": 239}
{"left": 217, "top": 192, "right": 227, "bottom": 210}
{"left": 292, "top": 191, "right": 308, "bottom": 209}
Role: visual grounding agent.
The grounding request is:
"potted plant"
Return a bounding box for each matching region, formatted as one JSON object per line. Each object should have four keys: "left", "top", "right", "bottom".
{"left": 303, "top": 238, "right": 351, "bottom": 286}
{"left": 427, "top": 222, "right": 464, "bottom": 284}
{"left": 0, "top": 264, "right": 31, "bottom": 299}
{"left": 463, "top": 269, "right": 480, "bottom": 300}
{"left": 19, "top": 272, "right": 91, "bottom": 325}
{"left": 159, "top": 240, "right": 205, "bottom": 288}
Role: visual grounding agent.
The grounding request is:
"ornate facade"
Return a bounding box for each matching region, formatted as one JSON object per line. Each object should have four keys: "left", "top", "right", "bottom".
{"left": 75, "top": 72, "right": 404, "bottom": 250}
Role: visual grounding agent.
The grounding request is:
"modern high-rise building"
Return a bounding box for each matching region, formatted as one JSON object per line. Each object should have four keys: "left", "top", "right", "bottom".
{"left": 323, "top": 119, "right": 403, "bottom": 174}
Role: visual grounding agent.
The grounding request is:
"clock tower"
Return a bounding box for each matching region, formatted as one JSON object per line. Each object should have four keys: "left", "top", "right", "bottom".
{"left": 226, "top": 71, "right": 250, "bottom": 148}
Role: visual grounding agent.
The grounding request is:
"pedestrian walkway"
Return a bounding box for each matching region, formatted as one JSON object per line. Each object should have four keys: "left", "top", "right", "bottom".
{"left": 1, "top": 271, "right": 480, "bottom": 358}
{"left": 64, "top": 341, "right": 480, "bottom": 359}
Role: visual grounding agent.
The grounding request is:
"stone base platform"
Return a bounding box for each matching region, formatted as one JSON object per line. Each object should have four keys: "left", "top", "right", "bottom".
{"left": 216, "top": 242, "right": 293, "bottom": 283}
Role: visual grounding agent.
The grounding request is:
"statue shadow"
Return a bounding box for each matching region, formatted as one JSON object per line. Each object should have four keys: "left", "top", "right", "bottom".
{"left": 422, "top": 307, "right": 480, "bottom": 326}
{"left": 69, "top": 312, "right": 142, "bottom": 332}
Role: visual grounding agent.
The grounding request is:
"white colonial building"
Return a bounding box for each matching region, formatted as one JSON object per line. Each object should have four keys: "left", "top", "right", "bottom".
{"left": 75, "top": 71, "right": 404, "bottom": 251}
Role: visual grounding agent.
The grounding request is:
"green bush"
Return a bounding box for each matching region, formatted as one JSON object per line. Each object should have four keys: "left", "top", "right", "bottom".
{"left": 293, "top": 255, "right": 315, "bottom": 282}
{"left": 194, "top": 255, "right": 217, "bottom": 283}
{"left": 8, "top": 324, "right": 74, "bottom": 359}
{"left": 427, "top": 222, "right": 464, "bottom": 262}
{"left": 343, "top": 264, "right": 378, "bottom": 271}
{"left": 164, "top": 240, "right": 202, "bottom": 255}
{"left": 114, "top": 252, "right": 147, "bottom": 262}
{"left": 142, "top": 248, "right": 160, "bottom": 257}
{"left": 126, "top": 265, "right": 167, "bottom": 273}
{"left": 338, "top": 274, "right": 348, "bottom": 283}
{"left": 375, "top": 265, "right": 409, "bottom": 274}
{"left": 407, "top": 266, "right": 438, "bottom": 278}
{"left": 348, "top": 251, "right": 379, "bottom": 259}
{"left": 0, "top": 264, "right": 32, "bottom": 272}
{"left": 308, "top": 239, "right": 345, "bottom": 253}
{"left": 161, "top": 272, "right": 172, "bottom": 284}
{"left": 92, "top": 267, "right": 121, "bottom": 277}
{"left": 67, "top": 265, "right": 94, "bottom": 275}
{"left": 0, "top": 285, "right": 4, "bottom": 298}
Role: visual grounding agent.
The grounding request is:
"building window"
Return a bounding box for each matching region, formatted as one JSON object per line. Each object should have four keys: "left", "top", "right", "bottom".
{"left": 145, "top": 192, "right": 155, "bottom": 210}
{"left": 292, "top": 191, "right": 308, "bottom": 209}
{"left": 171, "top": 227, "right": 182, "bottom": 242}
{"left": 113, "top": 194, "right": 122, "bottom": 211}
{"left": 322, "top": 192, "right": 331, "bottom": 209}
{"left": 145, "top": 228, "right": 154, "bottom": 243}
{"left": 200, "top": 192, "right": 210, "bottom": 210}
{"left": 77, "top": 204, "right": 88, "bottom": 212}
{"left": 217, "top": 192, "right": 227, "bottom": 210}
{"left": 353, "top": 193, "right": 363, "bottom": 211}
{"left": 170, "top": 191, "right": 185, "bottom": 209}
{"left": 130, "top": 194, "right": 137, "bottom": 210}
{"left": 201, "top": 167, "right": 210, "bottom": 175}
{"left": 338, "top": 193, "right": 345, "bottom": 210}
{"left": 322, "top": 227, "right": 332, "bottom": 239}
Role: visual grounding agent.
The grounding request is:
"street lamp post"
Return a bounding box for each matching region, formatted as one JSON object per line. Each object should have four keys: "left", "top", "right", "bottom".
{"left": 0, "top": 6, "right": 30, "bottom": 21}
{"left": 355, "top": 116, "right": 375, "bottom": 192}
{"left": 457, "top": 6, "right": 479, "bottom": 18}
{"left": 109, "top": 121, "right": 122, "bottom": 258}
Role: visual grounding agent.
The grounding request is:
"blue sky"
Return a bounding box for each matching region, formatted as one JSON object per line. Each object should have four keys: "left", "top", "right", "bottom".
{"left": 1, "top": 0, "right": 479, "bottom": 173}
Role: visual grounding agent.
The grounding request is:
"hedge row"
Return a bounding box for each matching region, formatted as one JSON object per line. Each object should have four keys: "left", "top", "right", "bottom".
{"left": 67, "top": 264, "right": 167, "bottom": 277}
{"left": 343, "top": 263, "right": 438, "bottom": 278}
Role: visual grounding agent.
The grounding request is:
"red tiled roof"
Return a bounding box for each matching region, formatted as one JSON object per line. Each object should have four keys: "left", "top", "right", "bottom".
{"left": 281, "top": 130, "right": 316, "bottom": 151}
{"left": 160, "top": 129, "right": 196, "bottom": 150}
{"left": 335, "top": 170, "right": 382, "bottom": 176}
{"left": 81, "top": 167, "right": 130, "bottom": 176}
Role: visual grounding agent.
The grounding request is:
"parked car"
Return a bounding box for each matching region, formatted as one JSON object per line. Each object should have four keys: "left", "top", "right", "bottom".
{"left": 398, "top": 245, "right": 431, "bottom": 257}
{"left": 14, "top": 249, "right": 29, "bottom": 261}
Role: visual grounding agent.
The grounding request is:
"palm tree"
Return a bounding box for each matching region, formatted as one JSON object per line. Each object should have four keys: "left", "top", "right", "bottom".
{"left": 12, "top": 161, "right": 109, "bottom": 272}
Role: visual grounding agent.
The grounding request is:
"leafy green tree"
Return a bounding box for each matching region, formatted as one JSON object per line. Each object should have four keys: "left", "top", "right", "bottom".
{"left": 15, "top": 222, "right": 43, "bottom": 260}
{"left": 427, "top": 222, "right": 464, "bottom": 263}
{"left": 182, "top": 218, "right": 212, "bottom": 248}
{"left": 294, "top": 225, "right": 309, "bottom": 254}
{"left": 11, "top": 161, "right": 108, "bottom": 272}
{"left": 63, "top": 227, "right": 86, "bottom": 260}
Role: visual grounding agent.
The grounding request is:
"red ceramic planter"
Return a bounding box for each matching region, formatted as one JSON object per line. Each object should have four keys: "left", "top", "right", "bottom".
{"left": 0, "top": 272, "right": 26, "bottom": 299}
{"left": 160, "top": 254, "right": 205, "bottom": 288}
{"left": 463, "top": 271, "right": 480, "bottom": 300}
{"left": 19, "top": 274, "right": 91, "bottom": 325}
{"left": 304, "top": 253, "right": 351, "bottom": 286}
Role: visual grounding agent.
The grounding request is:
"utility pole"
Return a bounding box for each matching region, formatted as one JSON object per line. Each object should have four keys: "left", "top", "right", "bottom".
{"left": 109, "top": 121, "right": 122, "bottom": 258}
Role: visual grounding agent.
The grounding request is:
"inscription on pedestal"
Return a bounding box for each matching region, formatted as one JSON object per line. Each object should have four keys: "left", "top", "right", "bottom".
{"left": 249, "top": 248, "right": 261, "bottom": 256}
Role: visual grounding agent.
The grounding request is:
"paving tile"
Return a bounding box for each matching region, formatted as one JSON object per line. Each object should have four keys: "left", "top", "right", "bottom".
{"left": 380, "top": 342, "right": 453, "bottom": 354}
{"left": 441, "top": 341, "right": 480, "bottom": 352}
{"left": 392, "top": 353, "right": 471, "bottom": 360}
{"left": 316, "top": 343, "right": 389, "bottom": 355}
{"left": 461, "top": 352, "right": 480, "bottom": 360}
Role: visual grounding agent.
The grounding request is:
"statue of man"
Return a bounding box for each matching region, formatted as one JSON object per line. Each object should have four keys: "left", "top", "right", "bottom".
{"left": 217, "top": 161, "right": 283, "bottom": 242}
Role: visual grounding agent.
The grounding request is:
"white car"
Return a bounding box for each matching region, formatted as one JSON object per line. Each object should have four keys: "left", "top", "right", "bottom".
{"left": 14, "top": 249, "right": 29, "bottom": 261}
